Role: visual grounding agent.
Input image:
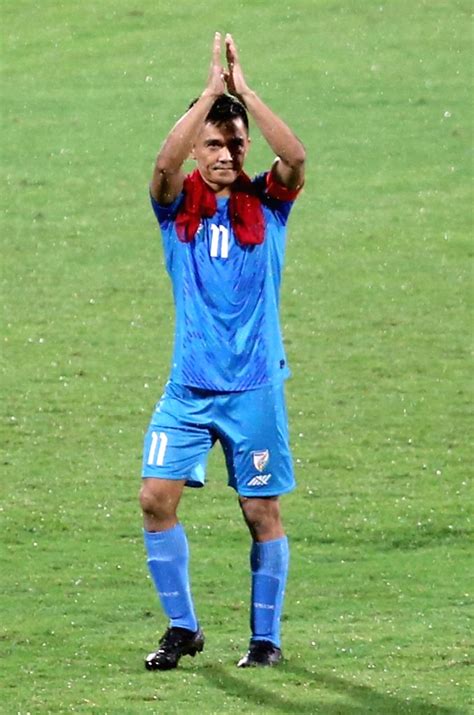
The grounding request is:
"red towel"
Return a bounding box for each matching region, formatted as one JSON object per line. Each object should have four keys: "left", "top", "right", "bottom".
{"left": 175, "top": 169, "right": 265, "bottom": 246}
{"left": 176, "top": 169, "right": 301, "bottom": 246}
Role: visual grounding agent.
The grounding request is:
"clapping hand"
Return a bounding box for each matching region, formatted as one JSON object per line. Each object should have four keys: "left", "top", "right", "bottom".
{"left": 224, "top": 33, "right": 251, "bottom": 101}
{"left": 206, "top": 32, "right": 227, "bottom": 96}
{"left": 206, "top": 32, "right": 250, "bottom": 101}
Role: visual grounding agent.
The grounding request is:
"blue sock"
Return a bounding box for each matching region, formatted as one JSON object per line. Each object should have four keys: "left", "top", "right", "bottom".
{"left": 144, "top": 524, "right": 198, "bottom": 632}
{"left": 250, "top": 536, "right": 289, "bottom": 648}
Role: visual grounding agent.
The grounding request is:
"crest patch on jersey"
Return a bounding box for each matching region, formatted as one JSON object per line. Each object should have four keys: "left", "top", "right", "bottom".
{"left": 252, "top": 449, "right": 270, "bottom": 473}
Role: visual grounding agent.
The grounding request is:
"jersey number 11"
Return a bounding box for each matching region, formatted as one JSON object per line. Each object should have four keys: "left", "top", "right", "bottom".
{"left": 210, "top": 224, "right": 229, "bottom": 259}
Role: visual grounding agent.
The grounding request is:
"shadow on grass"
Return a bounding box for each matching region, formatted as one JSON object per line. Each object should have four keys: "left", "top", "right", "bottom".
{"left": 201, "top": 662, "right": 463, "bottom": 715}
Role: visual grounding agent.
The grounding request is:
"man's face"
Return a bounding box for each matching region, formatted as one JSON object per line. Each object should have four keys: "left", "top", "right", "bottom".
{"left": 192, "top": 118, "right": 250, "bottom": 193}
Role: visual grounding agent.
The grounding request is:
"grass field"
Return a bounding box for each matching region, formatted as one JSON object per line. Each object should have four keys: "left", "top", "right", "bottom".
{"left": 1, "top": 0, "right": 472, "bottom": 713}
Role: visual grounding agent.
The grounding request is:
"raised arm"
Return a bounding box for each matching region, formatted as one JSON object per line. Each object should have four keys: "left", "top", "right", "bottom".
{"left": 224, "top": 34, "right": 305, "bottom": 191}
{"left": 150, "top": 33, "right": 226, "bottom": 204}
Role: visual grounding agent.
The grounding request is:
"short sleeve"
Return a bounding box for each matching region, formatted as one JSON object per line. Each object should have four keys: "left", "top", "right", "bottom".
{"left": 150, "top": 191, "right": 184, "bottom": 228}
{"left": 149, "top": 191, "right": 185, "bottom": 272}
{"left": 252, "top": 172, "right": 299, "bottom": 227}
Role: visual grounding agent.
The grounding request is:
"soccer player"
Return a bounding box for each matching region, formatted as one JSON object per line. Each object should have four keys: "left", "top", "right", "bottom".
{"left": 140, "top": 32, "right": 305, "bottom": 670}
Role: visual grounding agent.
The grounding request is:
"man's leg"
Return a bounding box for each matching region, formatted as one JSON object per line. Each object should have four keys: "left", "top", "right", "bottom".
{"left": 140, "top": 477, "right": 199, "bottom": 631}
{"left": 237, "top": 496, "right": 289, "bottom": 667}
{"left": 140, "top": 477, "right": 204, "bottom": 670}
{"left": 140, "top": 382, "right": 216, "bottom": 669}
{"left": 216, "top": 383, "right": 294, "bottom": 666}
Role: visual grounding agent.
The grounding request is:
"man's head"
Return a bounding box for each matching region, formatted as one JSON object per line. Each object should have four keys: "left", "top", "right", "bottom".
{"left": 189, "top": 94, "right": 250, "bottom": 193}
{"left": 198, "top": 93, "right": 249, "bottom": 131}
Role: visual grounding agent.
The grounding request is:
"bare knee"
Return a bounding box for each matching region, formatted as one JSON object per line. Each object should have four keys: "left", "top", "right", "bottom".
{"left": 239, "top": 496, "right": 285, "bottom": 542}
{"left": 139, "top": 478, "right": 185, "bottom": 531}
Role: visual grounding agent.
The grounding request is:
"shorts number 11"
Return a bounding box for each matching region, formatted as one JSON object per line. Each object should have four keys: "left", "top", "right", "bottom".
{"left": 147, "top": 431, "right": 168, "bottom": 467}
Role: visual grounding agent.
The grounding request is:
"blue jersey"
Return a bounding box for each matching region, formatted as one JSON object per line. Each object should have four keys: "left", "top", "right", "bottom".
{"left": 150, "top": 172, "right": 297, "bottom": 392}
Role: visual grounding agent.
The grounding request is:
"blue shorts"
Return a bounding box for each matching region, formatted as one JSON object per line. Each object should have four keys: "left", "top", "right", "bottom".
{"left": 142, "top": 381, "right": 295, "bottom": 497}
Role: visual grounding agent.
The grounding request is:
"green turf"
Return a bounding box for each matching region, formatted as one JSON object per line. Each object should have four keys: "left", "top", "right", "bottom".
{"left": 1, "top": 0, "right": 472, "bottom": 712}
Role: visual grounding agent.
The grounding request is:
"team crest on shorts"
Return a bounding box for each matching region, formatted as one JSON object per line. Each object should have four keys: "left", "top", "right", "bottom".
{"left": 252, "top": 449, "right": 270, "bottom": 473}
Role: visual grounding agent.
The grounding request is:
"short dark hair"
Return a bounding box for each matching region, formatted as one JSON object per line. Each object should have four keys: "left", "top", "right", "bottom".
{"left": 188, "top": 93, "right": 249, "bottom": 131}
